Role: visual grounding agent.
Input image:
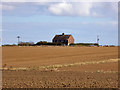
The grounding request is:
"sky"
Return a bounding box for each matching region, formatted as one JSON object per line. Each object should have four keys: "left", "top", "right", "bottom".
{"left": 1, "top": 2, "right": 118, "bottom": 45}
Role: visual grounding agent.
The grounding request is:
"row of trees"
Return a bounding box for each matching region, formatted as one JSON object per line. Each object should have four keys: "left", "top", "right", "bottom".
{"left": 2, "top": 41, "right": 100, "bottom": 46}
{"left": 35, "top": 41, "right": 62, "bottom": 46}
{"left": 2, "top": 42, "right": 34, "bottom": 46}
{"left": 18, "top": 41, "right": 34, "bottom": 46}
{"left": 18, "top": 41, "right": 63, "bottom": 46}
{"left": 2, "top": 41, "right": 63, "bottom": 46}
{"left": 18, "top": 41, "right": 99, "bottom": 46}
{"left": 69, "top": 43, "right": 99, "bottom": 46}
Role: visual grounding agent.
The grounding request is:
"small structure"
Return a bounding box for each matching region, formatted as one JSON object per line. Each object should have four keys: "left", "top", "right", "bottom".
{"left": 17, "top": 36, "right": 20, "bottom": 45}
{"left": 52, "top": 33, "right": 74, "bottom": 45}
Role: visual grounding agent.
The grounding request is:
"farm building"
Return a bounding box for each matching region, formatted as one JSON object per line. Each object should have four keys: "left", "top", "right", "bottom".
{"left": 52, "top": 33, "right": 74, "bottom": 45}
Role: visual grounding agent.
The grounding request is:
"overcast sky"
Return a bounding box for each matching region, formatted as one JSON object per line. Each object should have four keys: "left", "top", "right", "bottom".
{"left": 1, "top": 2, "right": 118, "bottom": 45}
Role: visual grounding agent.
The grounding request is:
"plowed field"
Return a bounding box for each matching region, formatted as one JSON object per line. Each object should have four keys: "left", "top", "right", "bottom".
{"left": 2, "top": 46, "right": 118, "bottom": 88}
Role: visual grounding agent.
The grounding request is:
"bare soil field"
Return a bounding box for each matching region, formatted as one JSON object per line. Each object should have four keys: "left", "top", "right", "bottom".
{"left": 2, "top": 46, "right": 119, "bottom": 88}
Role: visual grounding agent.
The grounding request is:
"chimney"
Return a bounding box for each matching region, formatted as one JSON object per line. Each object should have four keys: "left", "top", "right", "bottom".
{"left": 62, "top": 33, "right": 64, "bottom": 36}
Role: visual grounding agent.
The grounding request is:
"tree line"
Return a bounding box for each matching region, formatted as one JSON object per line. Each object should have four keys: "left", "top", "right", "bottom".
{"left": 2, "top": 41, "right": 100, "bottom": 46}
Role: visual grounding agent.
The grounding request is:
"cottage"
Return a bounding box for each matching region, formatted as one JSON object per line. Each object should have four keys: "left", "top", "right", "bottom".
{"left": 52, "top": 33, "right": 74, "bottom": 45}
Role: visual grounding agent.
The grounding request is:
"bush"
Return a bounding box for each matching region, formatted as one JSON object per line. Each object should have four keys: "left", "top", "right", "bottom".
{"left": 2, "top": 44, "right": 17, "bottom": 46}
{"left": 70, "top": 43, "right": 99, "bottom": 46}
{"left": 18, "top": 41, "right": 34, "bottom": 46}
{"left": 35, "top": 41, "right": 62, "bottom": 46}
{"left": 36, "top": 41, "right": 47, "bottom": 45}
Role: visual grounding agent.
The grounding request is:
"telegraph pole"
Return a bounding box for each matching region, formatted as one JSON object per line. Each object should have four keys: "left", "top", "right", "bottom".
{"left": 17, "top": 36, "right": 20, "bottom": 45}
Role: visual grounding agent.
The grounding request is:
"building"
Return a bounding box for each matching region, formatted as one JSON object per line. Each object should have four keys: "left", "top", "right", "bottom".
{"left": 52, "top": 33, "right": 74, "bottom": 45}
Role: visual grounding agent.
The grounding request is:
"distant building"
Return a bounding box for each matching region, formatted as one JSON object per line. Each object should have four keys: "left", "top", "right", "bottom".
{"left": 52, "top": 33, "right": 74, "bottom": 45}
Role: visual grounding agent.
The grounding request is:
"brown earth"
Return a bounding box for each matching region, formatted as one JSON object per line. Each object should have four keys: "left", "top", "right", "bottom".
{"left": 2, "top": 46, "right": 119, "bottom": 88}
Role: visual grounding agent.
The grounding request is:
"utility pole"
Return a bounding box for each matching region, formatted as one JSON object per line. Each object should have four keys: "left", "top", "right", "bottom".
{"left": 97, "top": 35, "right": 99, "bottom": 46}
{"left": 17, "top": 36, "right": 20, "bottom": 45}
